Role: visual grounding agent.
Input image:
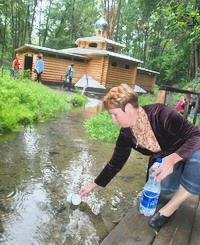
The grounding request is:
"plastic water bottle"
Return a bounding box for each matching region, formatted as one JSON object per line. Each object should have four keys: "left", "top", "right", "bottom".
{"left": 139, "top": 158, "right": 162, "bottom": 216}
{"left": 148, "top": 157, "right": 162, "bottom": 178}
{"left": 190, "top": 106, "right": 194, "bottom": 117}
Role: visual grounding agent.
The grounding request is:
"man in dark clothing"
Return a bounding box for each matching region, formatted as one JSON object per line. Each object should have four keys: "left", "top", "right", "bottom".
{"left": 62, "top": 63, "right": 75, "bottom": 90}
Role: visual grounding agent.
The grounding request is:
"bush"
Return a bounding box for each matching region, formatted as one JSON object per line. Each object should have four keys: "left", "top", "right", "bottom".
{"left": 84, "top": 111, "right": 120, "bottom": 142}
{"left": 0, "top": 75, "right": 88, "bottom": 133}
{"left": 70, "top": 93, "right": 88, "bottom": 107}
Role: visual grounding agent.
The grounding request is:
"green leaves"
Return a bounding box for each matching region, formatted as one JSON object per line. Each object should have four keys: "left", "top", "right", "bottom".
{"left": 0, "top": 76, "right": 71, "bottom": 133}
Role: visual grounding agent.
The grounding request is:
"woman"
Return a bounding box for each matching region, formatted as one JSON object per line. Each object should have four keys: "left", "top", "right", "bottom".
{"left": 35, "top": 55, "right": 44, "bottom": 82}
{"left": 175, "top": 96, "right": 185, "bottom": 112}
{"left": 79, "top": 84, "right": 200, "bottom": 229}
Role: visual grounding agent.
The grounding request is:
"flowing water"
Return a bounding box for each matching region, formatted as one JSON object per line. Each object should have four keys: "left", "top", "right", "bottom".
{"left": 0, "top": 97, "right": 148, "bottom": 245}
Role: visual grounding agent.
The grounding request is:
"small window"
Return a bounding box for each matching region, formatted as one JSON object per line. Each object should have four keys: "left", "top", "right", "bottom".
{"left": 111, "top": 61, "right": 117, "bottom": 67}
{"left": 58, "top": 55, "right": 72, "bottom": 60}
{"left": 46, "top": 53, "right": 56, "bottom": 58}
{"left": 89, "top": 42, "right": 97, "bottom": 48}
{"left": 107, "top": 46, "right": 114, "bottom": 51}
{"left": 74, "top": 58, "right": 84, "bottom": 62}
{"left": 125, "top": 64, "right": 130, "bottom": 69}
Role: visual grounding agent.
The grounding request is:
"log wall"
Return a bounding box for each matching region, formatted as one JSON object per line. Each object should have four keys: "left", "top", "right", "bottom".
{"left": 106, "top": 60, "right": 137, "bottom": 88}
{"left": 40, "top": 54, "right": 87, "bottom": 83}
{"left": 17, "top": 48, "right": 157, "bottom": 92}
{"left": 78, "top": 41, "right": 107, "bottom": 50}
{"left": 136, "top": 73, "right": 156, "bottom": 92}
{"left": 85, "top": 56, "right": 109, "bottom": 86}
{"left": 19, "top": 51, "right": 87, "bottom": 84}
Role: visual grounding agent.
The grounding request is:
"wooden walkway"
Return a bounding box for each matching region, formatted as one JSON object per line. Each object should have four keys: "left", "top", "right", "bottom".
{"left": 100, "top": 195, "right": 200, "bottom": 245}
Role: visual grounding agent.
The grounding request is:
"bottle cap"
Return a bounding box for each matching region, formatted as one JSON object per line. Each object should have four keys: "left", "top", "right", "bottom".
{"left": 156, "top": 158, "right": 162, "bottom": 163}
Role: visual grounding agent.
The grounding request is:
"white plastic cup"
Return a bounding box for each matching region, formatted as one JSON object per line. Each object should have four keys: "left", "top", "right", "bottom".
{"left": 67, "top": 193, "right": 74, "bottom": 203}
{"left": 67, "top": 193, "right": 82, "bottom": 205}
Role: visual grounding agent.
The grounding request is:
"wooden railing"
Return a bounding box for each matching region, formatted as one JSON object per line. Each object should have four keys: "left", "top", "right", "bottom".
{"left": 156, "top": 85, "right": 200, "bottom": 125}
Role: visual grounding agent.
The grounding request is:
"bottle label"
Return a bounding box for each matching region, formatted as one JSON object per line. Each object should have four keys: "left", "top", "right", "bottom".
{"left": 141, "top": 190, "right": 159, "bottom": 209}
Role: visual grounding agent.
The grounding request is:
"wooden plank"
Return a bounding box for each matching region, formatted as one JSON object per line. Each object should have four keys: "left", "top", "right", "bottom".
{"left": 100, "top": 195, "right": 200, "bottom": 245}
{"left": 156, "top": 85, "right": 200, "bottom": 124}
{"left": 159, "top": 85, "right": 200, "bottom": 96}
{"left": 100, "top": 197, "right": 169, "bottom": 245}
{"left": 189, "top": 196, "right": 200, "bottom": 245}
{"left": 100, "top": 206, "right": 156, "bottom": 245}
{"left": 152, "top": 196, "right": 199, "bottom": 245}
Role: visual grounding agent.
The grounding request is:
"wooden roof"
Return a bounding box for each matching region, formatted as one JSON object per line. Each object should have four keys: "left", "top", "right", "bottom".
{"left": 137, "top": 66, "right": 160, "bottom": 75}
{"left": 15, "top": 44, "right": 88, "bottom": 60}
{"left": 64, "top": 47, "right": 143, "bottom": 64}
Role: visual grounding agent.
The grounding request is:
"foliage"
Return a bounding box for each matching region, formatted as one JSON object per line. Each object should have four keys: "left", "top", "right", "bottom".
{"left": 138, "top": 93, "right": 156, "bottom": 105}
{"left": 84, "top": 93, "right": 157, "bottom": 142}
{"left": 0, "top": 0, "right": 199, "bottom": 88}
{"left": 173, "top": 70, "right": 200, "bottom": 92}
{"left": 34, "top": 0, "right": 100, "bottom": 49}
{"left": 84, "top": 111, "right": 120, "bottom": 142}
{"left": 0, "top": 75, "right": 87, "bottom": 134}
{"left": 187, "top": 72, "right": 200, "bottom": 91}
{"left": 148, "top": 0, "right": 200, "bottom": 84}
{"left": 70, "top": 92, "right": 88, "bottom": 107}
{"left": 22, "top": 69, "right": 32, "bottom": 78}
{"left": 118, "top": 0, "right": 200, "bottom": 84}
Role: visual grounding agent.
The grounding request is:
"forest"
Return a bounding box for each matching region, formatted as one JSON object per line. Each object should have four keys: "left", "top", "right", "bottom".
{"left": 0, "top": 0, "right": 199, "bottom": 87}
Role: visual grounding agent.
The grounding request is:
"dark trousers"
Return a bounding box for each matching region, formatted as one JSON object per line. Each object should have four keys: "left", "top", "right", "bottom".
{"left": 11, "top": 68, "right": 20, "bottom": 79}
{"left": 37, "top": 72, "right": 42, "bottom": 82}
{"left": 62, "top": 76, "right": 72, "bottom": 90}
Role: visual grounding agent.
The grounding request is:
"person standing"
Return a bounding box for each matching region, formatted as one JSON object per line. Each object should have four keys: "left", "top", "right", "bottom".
{"left": 79, "top": 83, "right": 200, "bottom": 230}
{"left": 35, "top": 55, "right": 44, "bottom": 83}
{"left": 188, "top": 88, "right": 196, "bottom": 113}
{"left": 175, "top": 96, "right": 185, "bottom": 113}
{"left": 12, "top": 53, "right": 21, "bottom": 79}
{"left": 65, "top": 63, "right": 74, "bottom": 90}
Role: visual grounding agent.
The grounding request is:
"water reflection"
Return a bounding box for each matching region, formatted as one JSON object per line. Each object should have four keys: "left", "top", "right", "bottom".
{"left": 0, "top": 98, "right": 147, "bottom": 244}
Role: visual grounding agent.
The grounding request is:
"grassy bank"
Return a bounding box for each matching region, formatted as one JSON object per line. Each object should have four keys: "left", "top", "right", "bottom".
{"left": 0, "top": 75, "right": 87, "bottom": 134}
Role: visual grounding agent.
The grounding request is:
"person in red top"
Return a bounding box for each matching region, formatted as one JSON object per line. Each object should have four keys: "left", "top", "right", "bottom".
{"left": 175, "top": 96, "right": 185, "bottom": 113}
{"left": 12, "top": 53, "right": 21, "bottom": 78}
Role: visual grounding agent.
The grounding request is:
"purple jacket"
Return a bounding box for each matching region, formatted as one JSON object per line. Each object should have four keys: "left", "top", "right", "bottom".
{"left": 95, "top": 103, "right": 200, "bottom": 187}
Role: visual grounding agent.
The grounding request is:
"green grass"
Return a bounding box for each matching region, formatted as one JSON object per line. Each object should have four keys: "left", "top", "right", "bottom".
{"left": 0, "top": 75, "right": 87, "bottom": 134}
{"left": 84, "top": 111, "right": 121, "bottom": 142}
{"left": 69, "top": 90, "right": 88, "bottom": 106}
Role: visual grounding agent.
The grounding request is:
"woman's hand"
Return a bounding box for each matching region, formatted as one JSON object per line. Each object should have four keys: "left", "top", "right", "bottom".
{"left": 153, "top": 153, "right": 183, "bottom": 182}
{"left": 78, "top": 182, "right": 99, "bottom": 197}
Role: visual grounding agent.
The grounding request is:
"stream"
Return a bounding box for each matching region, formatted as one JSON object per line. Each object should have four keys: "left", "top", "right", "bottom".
{"left": 0, "top": 97, "right": 148, "bottom": 245}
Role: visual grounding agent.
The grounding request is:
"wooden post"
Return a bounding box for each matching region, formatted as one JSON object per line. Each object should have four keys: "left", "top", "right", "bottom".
{"left": 81, "top": 74, "right": 88, "bottom": 95}
{"left": 193, "top": 95, "right": 200, "bottom": 125}
{"left": 183, "top": 94, "right": 190, "bottom": 118}
{"left": 156, "top": 90, "right": 167, "bottom": 104}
